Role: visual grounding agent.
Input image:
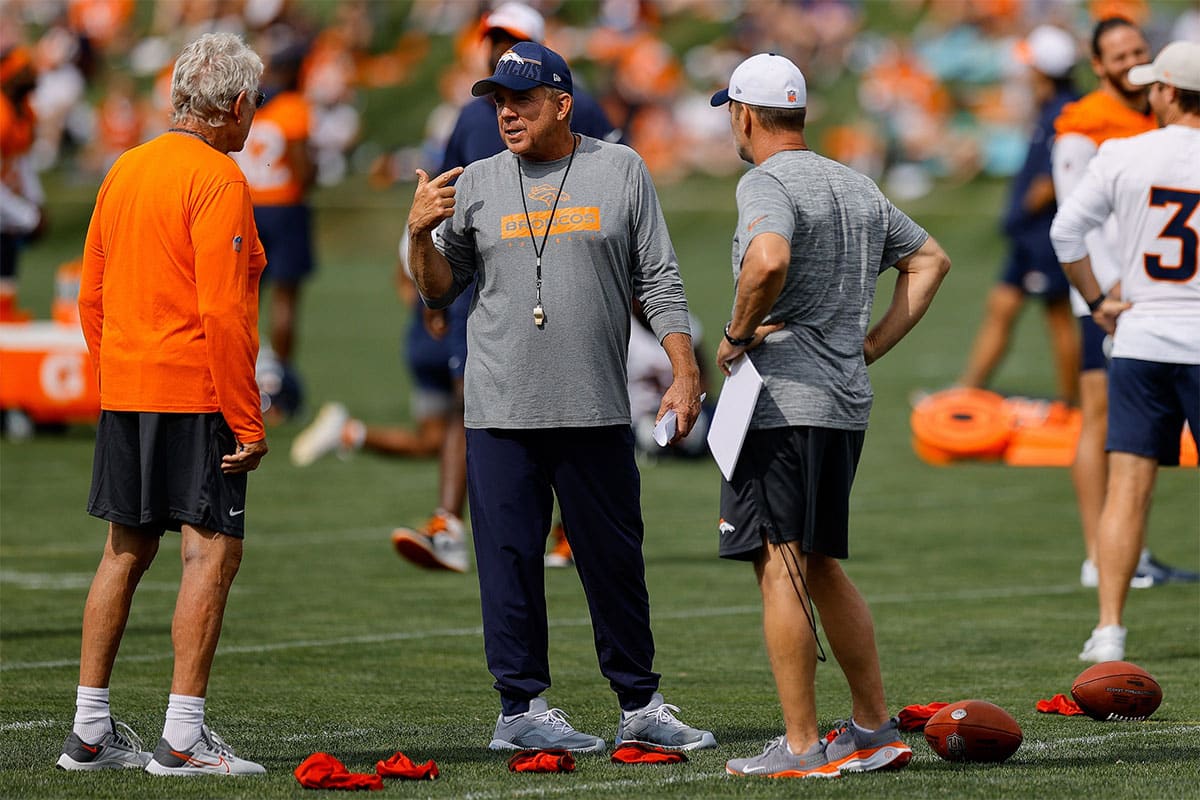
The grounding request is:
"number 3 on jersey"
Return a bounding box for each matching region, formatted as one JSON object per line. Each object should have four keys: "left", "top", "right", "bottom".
{"left": 1145, "top": 187, "right": 1198, "bottom": 282}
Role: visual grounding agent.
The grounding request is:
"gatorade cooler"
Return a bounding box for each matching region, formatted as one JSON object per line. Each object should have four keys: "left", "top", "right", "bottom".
{"left": 0, "top": 321, "right": 100, "bottom": 425}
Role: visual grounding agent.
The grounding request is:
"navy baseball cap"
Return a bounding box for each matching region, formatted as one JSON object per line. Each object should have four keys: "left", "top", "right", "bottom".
{"left": 471, "top": 41, "right": 573, "bottom": 97}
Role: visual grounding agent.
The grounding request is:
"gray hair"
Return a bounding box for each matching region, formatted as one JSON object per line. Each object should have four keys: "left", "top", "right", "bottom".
{"left": 171, "top": 33, "right": 264, "bottom": 127}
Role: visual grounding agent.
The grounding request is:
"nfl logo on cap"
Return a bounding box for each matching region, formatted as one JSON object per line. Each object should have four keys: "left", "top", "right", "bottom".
{"left": 711, "top": 53, "right": 807, "bottom": 109}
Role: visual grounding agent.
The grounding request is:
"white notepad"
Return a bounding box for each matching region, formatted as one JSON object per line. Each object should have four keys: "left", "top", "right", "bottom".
{"left": 706, "top": 356, "right": 763, "bottom": 481}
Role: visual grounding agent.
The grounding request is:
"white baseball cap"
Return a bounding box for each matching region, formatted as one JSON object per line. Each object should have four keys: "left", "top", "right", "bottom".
{"left": 710, "top": 53, "right": 807, "bottom": 109}
{"left": 1128, "top": 41, "right": 1200, "bottom": 92}
{"left": 1020, "top": 25, "right": 1076, "bottom": 79}
{"left": 482, "top": 2, "right": 545, "bottom": 45}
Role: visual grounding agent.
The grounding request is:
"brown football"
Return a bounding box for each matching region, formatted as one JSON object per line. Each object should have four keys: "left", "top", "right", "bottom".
{"left": 924, "top": 700, "right": 1023, "bottom": 763}
{"left": 1071, "top": 661, "right": 1162, "bottom": 721}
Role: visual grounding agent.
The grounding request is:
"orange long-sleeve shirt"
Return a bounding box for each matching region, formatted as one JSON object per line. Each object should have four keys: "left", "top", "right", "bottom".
{"left": 79, "top": 132, "right": 267, "bottom": 442}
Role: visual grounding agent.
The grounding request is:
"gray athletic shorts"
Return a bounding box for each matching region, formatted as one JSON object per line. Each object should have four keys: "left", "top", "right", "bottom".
{"left": 718, "top": 426, "right": 865, "bottom": 561}
{"left": 87, "top": 411, "right": 248, "bottom": 538}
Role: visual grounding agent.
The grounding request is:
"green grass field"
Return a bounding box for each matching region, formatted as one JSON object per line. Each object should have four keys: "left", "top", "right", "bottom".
{"left": 1, "top": 171, "right": 1197, "bottom": 798}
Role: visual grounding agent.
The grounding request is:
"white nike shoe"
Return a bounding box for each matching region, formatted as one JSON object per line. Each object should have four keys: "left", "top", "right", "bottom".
{"left": 145, "top": 725, "right": 265, "bottom": 776}
{"left": 290, "top": 402, "right": 350, "bottom": 467}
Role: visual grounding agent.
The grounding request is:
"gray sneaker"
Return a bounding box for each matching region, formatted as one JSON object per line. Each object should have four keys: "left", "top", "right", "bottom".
{"left": 726, "top": 736, "right": 840, "bottom": 778}
{"left": 488, "top": 698, "right": 606, "bottom": 752}
{"left": 56, "top": 719, "right": 151, "bottom": 770}
{"left": 145, "top": 724, "right": 266, "bottom": 776}
{"left": 824, "top": 717, "right": 912, "bottom": 772}
{"left": 615, "top": 692, "right": 716, "bottom": 751}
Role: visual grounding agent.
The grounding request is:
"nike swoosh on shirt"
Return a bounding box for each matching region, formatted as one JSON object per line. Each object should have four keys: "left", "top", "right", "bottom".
{"left": 229, "top": 508, "right": 245, "bottom": 517}
{"left": 747, "top": 214, "right": 768, "bottom": 232}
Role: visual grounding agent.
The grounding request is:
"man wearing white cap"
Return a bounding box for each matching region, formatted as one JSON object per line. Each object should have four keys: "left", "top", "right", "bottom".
{"left": 957, "top": 25, "right": 1080, "bottom": 404}
{"left": 711, "top": 53, "right": 950, "bottom": 778}
{"left": 1051, "top": 40, "right": 1200, "bottom": 664}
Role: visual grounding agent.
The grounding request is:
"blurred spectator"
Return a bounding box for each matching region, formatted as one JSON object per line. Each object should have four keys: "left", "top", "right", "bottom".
{"left": 232, "top": 31, "right": 317, "bottom": 421}
{"left": 956, "top": 25, "right": 1082, "bottom": 404}
{"left": 0, "top": 44, "right": 45, "bottom": 322}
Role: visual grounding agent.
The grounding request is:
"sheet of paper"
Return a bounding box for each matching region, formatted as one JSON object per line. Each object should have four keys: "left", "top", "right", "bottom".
{"left": 653, "top": 393, "right": 707, "bottom": 447}
{"left": 706, "top": 357, "right": 763, "bottom": 481}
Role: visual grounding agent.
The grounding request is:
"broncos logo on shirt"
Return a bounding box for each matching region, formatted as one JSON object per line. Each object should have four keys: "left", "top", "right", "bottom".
{"left": 528, "top": 183, "right": 569, "bottom": 208}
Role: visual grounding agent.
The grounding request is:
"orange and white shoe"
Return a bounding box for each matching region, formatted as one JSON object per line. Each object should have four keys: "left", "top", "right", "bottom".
{"left": 392, "top": 510, "right": 469, "bottom": 573}
{"left": 544, "top": 523, "right": 573, "bottom": 568}
{"left": 823, "top": 718, "right": 911, "bottom": 773}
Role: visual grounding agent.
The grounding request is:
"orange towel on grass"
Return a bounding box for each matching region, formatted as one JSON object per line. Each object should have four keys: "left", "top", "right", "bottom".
{"left": 1037, "top": 694, "right": 1085, "bottom": 716}
{"left": 611, "top": 743, "right": 688, "bottom": 764}
{"left": 375, "top": 751, "right": 439, "bottom": 779}
{"left": 507, "top": 749, "right": 576, "bottom": 773}
{"left": 294, "top": 752, "right": 383, "bottom": 791}
{"left": 897, "top": 702, "right": 950, "bottom": 731}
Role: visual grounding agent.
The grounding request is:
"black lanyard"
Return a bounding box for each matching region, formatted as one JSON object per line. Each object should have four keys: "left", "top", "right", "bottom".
{"left": 517, "top": 135, "right": 578, "bottom": 328}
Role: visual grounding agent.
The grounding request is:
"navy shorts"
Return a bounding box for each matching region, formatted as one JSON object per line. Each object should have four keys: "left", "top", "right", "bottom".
{"left": 998, "top": 242, "right": 1070, "bottom": 299}
{"left": 255, "top": 204, "right": 314, "bottom": 284}
{"left": 1107, "top": 357, "right": 1199, "bottom": 465}
{"left": 88, "top": 411, "right": 248, "bottom": 537}
{"left": 718, "top": 426, "right": 865, "bottom": 561}
{"left": 1079, "top": 314, "right": 1110, "bottom": 372}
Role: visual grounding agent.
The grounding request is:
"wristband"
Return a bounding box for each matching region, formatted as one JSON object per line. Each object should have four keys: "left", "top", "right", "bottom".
{"left": 724, "top": 322, "right": 755, "bottom": 347}
{"left": 1086, "top": 293, "right": 1106, "bottom": 312}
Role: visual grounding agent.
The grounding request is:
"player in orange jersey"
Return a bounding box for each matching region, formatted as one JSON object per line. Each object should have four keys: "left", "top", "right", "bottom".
{"left": 0, "top": 46, "right": 44, "bottom": 322}
{"left": 233, "top": 40, "right": 316, "bottom": 420}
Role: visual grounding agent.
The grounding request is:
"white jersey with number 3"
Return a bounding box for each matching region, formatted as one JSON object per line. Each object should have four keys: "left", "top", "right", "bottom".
{"left": 1050, "top": 125, "right": 1200, "bottom": 364}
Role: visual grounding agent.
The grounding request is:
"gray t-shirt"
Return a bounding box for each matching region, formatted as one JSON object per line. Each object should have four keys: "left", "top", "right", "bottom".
{"left": 433, "top": 135, "right": 691, "bottom": 428}
{"left": 732, "top": 150, "right": 928, "bottom": 430}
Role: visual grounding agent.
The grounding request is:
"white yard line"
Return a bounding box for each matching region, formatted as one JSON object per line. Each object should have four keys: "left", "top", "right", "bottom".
{"left": 1, "top": 584, "right": 1090, "bottom": 673}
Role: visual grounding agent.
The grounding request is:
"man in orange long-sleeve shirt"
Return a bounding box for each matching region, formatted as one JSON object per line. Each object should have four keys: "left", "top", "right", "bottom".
{"left": 59, "top": 33, "right": 269, "bottom": 778}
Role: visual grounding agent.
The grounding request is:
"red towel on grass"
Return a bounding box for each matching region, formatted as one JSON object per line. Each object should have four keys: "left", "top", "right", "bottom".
{"left": 897, "top": 702, "right": 950, "bottom": 731}
{"left": 375, "top": 751, "right": 439, "bottom": 779}
{"left": 295, "top": 752, "right": 384, "bottom": 791}
{"left": 610, "top": 743, "right": 688, "bottom": 764}
{"left": 507, "top": 749, "right": 576, "bottom": 773}
{"left": 1037, "top": 694, "right": 1084, "bottom": 715}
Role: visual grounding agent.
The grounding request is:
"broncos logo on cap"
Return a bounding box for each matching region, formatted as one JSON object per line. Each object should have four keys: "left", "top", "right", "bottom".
{"left": 528, "top": 183, "right": 569, "bottom": 208}
{"left": 497, "top": 50, "right": 526, "bottom": 65}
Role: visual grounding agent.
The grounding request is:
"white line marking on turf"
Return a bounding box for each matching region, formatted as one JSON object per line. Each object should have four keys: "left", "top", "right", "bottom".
{"left": 0, "top": 583, "right": 1095, "bottom": 672}
{"left": 462, "top": 771, "right": 718, "bottom": 799}
{"left": 0, "top": 720, "right": 56, "bottom": 732}
{"left": 1025, "top": 725, "right": 1200, "bottom": 751}
{"left": 0, "top": 570, "right": 177, "bottom": 592}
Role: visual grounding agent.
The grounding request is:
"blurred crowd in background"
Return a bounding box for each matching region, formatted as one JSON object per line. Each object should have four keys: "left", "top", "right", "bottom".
{"left": 2, "top": 0, "right": 1198, "bottom": 200}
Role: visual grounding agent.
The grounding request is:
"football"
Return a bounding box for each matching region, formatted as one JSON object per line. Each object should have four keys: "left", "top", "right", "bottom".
{"left": 1071, "top": 661, "right": 1162, "bottom": 721}
{"left": 924, "top": 700, "right": 1023, "bottom": 763}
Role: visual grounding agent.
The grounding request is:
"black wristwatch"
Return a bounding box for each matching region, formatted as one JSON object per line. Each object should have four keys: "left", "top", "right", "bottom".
{"left": 1086, "top": 292, "right": 1107, "bottom": 312}
{"left": 724, "top": 322, "right": 755, "bottom": 347}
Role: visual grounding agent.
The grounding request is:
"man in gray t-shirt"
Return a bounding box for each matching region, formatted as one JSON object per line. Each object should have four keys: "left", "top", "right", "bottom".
{"left": 407, "top": 41, "right": 714, "bottom": 754}
{"left": 712, "top": 54, "right": 951, "bottom": 780}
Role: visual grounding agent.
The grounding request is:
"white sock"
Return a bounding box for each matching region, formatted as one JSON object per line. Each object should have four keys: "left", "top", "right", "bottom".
{"left": 162, "top": 694, "right": 205, "bottom": 749}
{"left": 73, "top": 685, "right": 112, "bottom": 743}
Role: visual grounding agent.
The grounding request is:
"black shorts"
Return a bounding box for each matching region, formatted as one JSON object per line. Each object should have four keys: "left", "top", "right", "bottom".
{"left": 718, "top": 426, "right": 865, "bottom": 561}
{"left": 87, "top": 411, "right": 248, "bottom": 538}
